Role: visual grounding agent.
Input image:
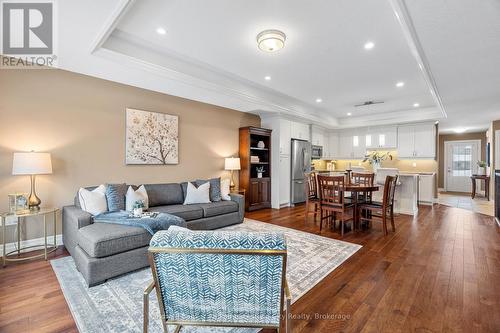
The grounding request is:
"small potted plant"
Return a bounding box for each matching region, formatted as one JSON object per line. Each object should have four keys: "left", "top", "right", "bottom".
{"left": 256, "top": 166, "right": 265, "bottom": 178}
{"left": 477, "top": 160, "right": 486, "bottom": 175}
{"left": 133, "top": 200, "right": 145, "bottom": 217}
{"left": 362, "top": 151, "right": 393, "bottom": 172}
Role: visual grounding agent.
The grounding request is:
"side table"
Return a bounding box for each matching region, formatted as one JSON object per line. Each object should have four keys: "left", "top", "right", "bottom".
{"left": 470, "top": 175, "right": 490, "bottom": 200}
{"left": 1, "top": 207, "right": 58, "bottom": 267}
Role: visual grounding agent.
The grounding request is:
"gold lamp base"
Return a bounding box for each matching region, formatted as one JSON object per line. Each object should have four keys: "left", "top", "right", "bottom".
{"left": 28, "top": 174, "right": 41, "bottom": 210}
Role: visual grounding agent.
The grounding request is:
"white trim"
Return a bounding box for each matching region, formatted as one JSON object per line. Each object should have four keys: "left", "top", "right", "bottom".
{"left": 389, "top": 0, "right": 447, "bottom": 119}
{"left": 443, "top": 139, "right": 481, "bottom": 192}
{"left": 1, "top": 234, "right": 62, "bottom": 257}
{"left": 495, "top": 130, "right": 500, "bottom": 169}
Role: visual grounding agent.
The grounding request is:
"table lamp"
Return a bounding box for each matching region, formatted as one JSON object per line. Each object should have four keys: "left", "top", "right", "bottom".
{"left": 224, "top": 157, "right": 241, "bottom": 190}
{"left": 12, "top": 152, "right": 52, "bottom": 210}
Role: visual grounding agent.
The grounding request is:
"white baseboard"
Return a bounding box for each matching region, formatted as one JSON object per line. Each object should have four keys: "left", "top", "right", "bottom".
{"left": 0, "top": 234, "right": 63, "bottom": 257}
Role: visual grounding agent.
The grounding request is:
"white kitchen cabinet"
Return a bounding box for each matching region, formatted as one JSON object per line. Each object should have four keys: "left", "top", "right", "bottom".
{"left": 365, "top": 126, "right": 397, "bottom": 149}
{"left": 291, "top": 121, "right": 310, "bottom": 141}
{"left": 328, "top": 132, "right": 339, "bottom": 158}
{"left": 418, "top": 174, "right": 435, "bottom": 205}
{"left": 279, "top": 119, "right": 291, "bottom": 155}
{"left": 311, "top": 126, "right": 325, "bottom": 146}
{"left": 398, "top": 123, "right": 436, "bottom": 158}
{"left": 279, "top": 155, "right": 291, "bottom": 206}
{"left": 338, "top": 130, "right": 366, "bottom": 159}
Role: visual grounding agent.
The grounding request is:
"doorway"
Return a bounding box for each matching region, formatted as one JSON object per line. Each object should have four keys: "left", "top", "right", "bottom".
{"left": 444, "top": 140, "right": 481, "bottom": 193}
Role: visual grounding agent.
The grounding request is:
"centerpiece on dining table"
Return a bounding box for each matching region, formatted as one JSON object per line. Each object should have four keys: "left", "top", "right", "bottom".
{"left": 363, "top": 151, "right": 393, "bottom": 172}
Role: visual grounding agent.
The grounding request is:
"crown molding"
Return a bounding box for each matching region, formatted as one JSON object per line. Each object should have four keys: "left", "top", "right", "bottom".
{"left": 389, "top": 0, "right": 447, "bottom": 119}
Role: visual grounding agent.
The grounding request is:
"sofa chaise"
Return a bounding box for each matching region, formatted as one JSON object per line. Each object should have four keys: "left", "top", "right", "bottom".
{"left": 62, "top": 182, "right": 244, "bottom": 286}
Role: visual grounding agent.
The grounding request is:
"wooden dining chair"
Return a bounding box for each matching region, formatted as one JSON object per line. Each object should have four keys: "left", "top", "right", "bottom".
{"left": 351, "top": 172, "right": 375, "bottom": 203}
{"left": 317, "top": 175, "right": 354, "bottom": 236}
{"left": 304, "top": 172, "right": 319, "bottom": 223}
{"left": 358, "top": 175, "right": 398, "bottom": 235}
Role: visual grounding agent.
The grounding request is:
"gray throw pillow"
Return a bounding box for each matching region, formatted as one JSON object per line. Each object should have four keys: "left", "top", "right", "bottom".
{"left": 105, "top": 183, "right": 127, "bottom": 211}
{"left": 196, "top": 178, "right": 221, "bottom": 202}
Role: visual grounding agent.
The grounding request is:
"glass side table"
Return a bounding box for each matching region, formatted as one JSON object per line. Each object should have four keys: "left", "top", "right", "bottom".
{"left": 1, "top": 207, "right": 58, "bottom": 267}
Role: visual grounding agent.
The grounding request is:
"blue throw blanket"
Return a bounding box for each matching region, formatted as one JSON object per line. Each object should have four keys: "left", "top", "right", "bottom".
{"left": 93, "top": 211, "right": 187, "bottom": 235}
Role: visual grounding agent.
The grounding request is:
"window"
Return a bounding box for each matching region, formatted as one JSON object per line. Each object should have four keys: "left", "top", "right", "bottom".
{"left": 452, "top": 144, "right": 472, "bottom": 177}
{"left": 365, "top": 135, "right": 371, "bottom": 147}
{"left": 353, "top": 136, "right": 359, "bottom": 147}
{"left": 379, "top": 134, "right": 386, "bottom": 147}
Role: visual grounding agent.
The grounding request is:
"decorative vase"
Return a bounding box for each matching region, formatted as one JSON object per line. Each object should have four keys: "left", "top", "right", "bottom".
{"left": 257, "top": 141, "right": 265, "bottom": 149}
{"left": 133, "top": 207, "right": 143, "bottom": 217}
{"left": 372, "top": 161, "right": 381, "bottom": 173}
{"left": 477, "top": 167, "right": 485, "bottom": 175}
{"left": 257, "top": 172, "right": 263, "bottom": 178}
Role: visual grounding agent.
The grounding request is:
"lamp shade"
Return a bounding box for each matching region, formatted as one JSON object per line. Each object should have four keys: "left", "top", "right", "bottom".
{"left": 224, "top": 157, "right": 241, "bottom": 171}
{"left": 12, "top": 152, "right": 53, "bottom": 175}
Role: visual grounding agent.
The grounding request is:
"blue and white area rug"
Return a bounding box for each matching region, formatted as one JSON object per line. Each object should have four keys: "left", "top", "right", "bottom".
{"left": 51, "top": 219, "right": 361, "bottom": 333}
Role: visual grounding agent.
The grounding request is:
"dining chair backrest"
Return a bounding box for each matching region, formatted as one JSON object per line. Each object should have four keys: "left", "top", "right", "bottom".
{"left": 351, "top": 172, "right": 374, "bottom": 186}
{"left": 383, "top": 175, "right": 398, "bottom": 208}
{"left": 317, "top": 175, "right": 345, "bottom": 206}
{"left": 305, "top": 172, "right": 318, "bottom": 199}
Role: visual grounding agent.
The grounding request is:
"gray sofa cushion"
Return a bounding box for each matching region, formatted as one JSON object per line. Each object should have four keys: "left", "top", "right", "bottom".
{"left": 148, "top": 204, "right": 203, "bottom": 221}
{"left": 77, "top": 222, "right": 151, "bottom": 258}
{"left": 145, "top": 183, "right": 184, "bottom": 206}
{"left": 106, "top": 183, "right": 127, "bottom": 211}
{"left": 197, "top": 201, "right": 238, "bottom": 218}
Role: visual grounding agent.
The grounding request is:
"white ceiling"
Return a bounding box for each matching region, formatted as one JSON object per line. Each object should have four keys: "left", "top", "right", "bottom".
{"left": 53, "top": 0, "right": 499, "bottom": 133}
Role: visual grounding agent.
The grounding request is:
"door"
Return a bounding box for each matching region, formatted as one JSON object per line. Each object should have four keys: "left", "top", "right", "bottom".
{"left": 249, "top": 180, "right": 260, "bottom": 207}
{"left": 445, "top": 140, "right": 480, "bottom": 192}
{"left": 259, "top": 179, "right": 271, "bottom": 204}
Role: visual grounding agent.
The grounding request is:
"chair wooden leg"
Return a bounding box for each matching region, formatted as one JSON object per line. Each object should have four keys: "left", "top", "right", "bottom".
{"left": 390, "top": 206, "right": 395, "bottom": 232}
{"left": 341, "top": 213, "right": 345, "bottom": 237}
{"left": 319, "top": 209, "right": 323, "bottom": 232}
{"left": 304, "top": 201, "right": 309, "bottom": 223}
{"left": 382, "top": 210, "right": 388, "bottom": 236}
{"left": 313, "top": 203, "right": 318, "bottom": 221}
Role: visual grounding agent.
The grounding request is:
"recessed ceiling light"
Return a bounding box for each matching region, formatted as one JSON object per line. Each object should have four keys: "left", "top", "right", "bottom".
{"left": 396, "top": 81, "right": 405, "bottom": 87}
{"left": 156, "top": 27, "right": 166, "bottom": 35}
{"left": 364, "top": 41, "right": 375, "bottom": 50}
{"left": 257, "top": 30, "right": 286, "bottom": 52}
{"left": 454, "top": 128, "right": 467, "bottom": 133}
{"left": 264, "top": 76, "right": 271, "bottom": 81}
{"left": 347, "top": 112, "right": 352, "bottom": 116}
{"left": 413, "top": 103, "right": 420, "bottom": 107}
{"left": 315, "top": 98, "right": 323, "bottom": 103}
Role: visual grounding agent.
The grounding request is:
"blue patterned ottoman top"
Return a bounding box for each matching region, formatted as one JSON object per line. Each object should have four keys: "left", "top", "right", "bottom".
{"left": 149, "top": 226, "right": 287, "bottom": 326}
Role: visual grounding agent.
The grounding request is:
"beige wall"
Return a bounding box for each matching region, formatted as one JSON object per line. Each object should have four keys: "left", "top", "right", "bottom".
{"left": 437, "top": 132, "right": 486, "bottom": 188}
{"left": 0, "top": 68, "right": 260, "bottom": 243}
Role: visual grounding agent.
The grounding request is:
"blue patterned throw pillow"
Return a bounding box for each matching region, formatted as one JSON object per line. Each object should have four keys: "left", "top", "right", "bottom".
{"left": 196, "top": 177, "right": 221, "bottom": 202}
{"left": 105, "top": 183, "right": 127, "bottom": 211}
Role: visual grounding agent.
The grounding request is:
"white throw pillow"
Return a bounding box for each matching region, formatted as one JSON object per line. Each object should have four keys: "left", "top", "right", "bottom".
{"left": 220, "top": 178, "right": 231, "bottom": 201}
{"left": 78, "top": 185, "right": 108, "bottom": 216}
{"left": 183, "top": 182, "right": 211, "bottom": 205}
{"left": 126, "top": 185, "right": 149, "bottom": 211}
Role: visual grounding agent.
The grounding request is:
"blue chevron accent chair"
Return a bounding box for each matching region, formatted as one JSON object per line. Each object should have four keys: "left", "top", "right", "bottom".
{"left": 144, "top": 226, "right": 291, "bottom": 333}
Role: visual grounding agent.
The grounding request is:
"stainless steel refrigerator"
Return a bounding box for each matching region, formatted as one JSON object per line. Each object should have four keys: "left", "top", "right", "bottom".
{"left": 291, "top": 139, "right": 312, "bottom": 204}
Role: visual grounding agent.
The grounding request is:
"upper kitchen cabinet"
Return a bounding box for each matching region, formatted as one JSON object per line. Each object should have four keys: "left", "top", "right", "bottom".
{"left": 327, "top": 132, "right": 339, "bottom": 159}
{"left": 365, "top": 126, "right": 397, "bottom": 149}
{"left": 311, "top": 126, "right": 325, "bottom": 147}
{"left": 397, "top": 123, "right": 436, "bottom": 158}
{"left": 290, "top": 121, "right": 310, "bottom": 141}
{"left": 338, "top": 129, "right": 366, "bottom": 159}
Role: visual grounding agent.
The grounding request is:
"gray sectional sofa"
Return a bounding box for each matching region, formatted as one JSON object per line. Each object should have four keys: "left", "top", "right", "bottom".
{"left": 62, "top": 182, "right": 244, "bottom": 286}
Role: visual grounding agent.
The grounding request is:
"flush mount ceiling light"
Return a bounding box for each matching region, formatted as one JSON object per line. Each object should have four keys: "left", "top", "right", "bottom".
{"left": 364, "top": 41, "right": 375, "bottom": 50}
{"left": 257, "top": 30, "right": 286, "bottom": 52}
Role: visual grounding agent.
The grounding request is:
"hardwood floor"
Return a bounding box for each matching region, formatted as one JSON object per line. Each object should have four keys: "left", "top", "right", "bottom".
{"left": 0, "top": 204, "right": 499, "bottom": 333}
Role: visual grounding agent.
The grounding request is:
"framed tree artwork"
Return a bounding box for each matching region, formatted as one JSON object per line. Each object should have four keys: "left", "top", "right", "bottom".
{"left": 126, "top": 108, "right": 179, "bottom": 164}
